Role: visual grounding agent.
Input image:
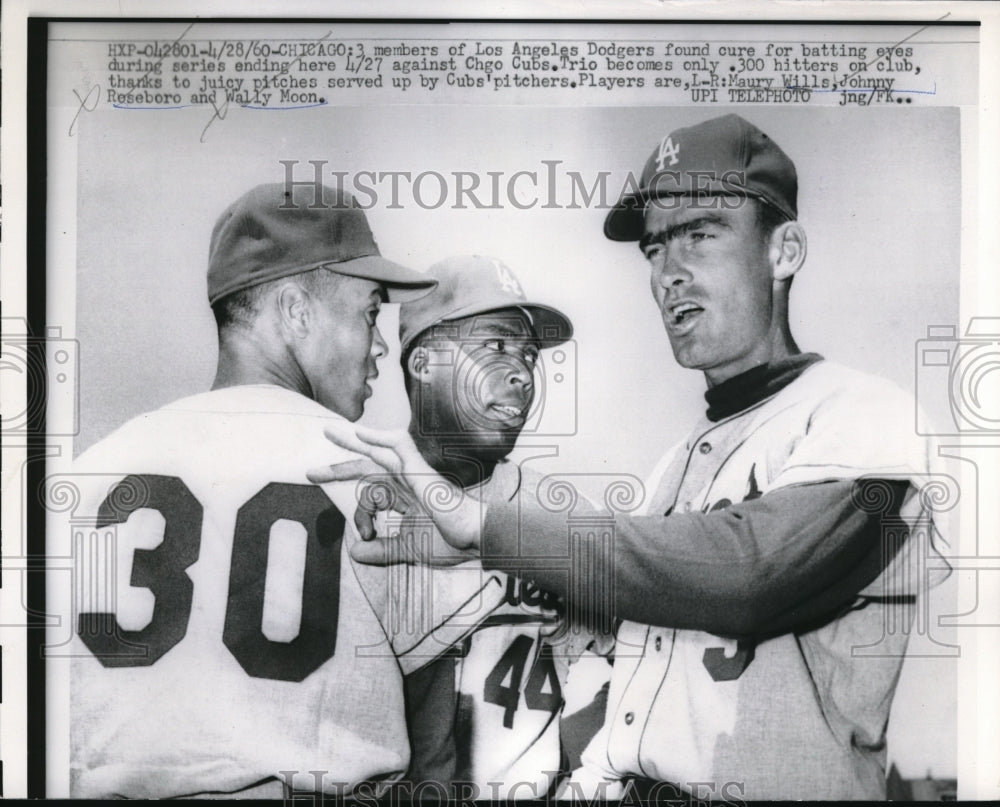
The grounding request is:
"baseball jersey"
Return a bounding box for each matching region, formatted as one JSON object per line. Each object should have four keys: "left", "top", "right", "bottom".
{"left": 407, "top": 461, "right": 606, "bottom": 799}
{"left": 67, "top": 385, "right": 505, "bottom": 799}
{"left": 480, "top": 358, "right": 947, "bottom": 800}
{"left": 452, "top": 577, "right": 563, "bottom": 799}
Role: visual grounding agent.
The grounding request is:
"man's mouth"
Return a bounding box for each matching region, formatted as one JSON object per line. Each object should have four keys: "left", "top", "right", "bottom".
{"left": 666, "top": 300, "right": 704, "bottom": 331}
{"left": 488, "top": 402, "right": 527, "bottom": 424}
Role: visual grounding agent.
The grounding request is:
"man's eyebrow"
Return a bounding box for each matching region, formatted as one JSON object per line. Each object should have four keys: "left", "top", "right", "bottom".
{"left": 639, "top": 214, "right": 730, "bottom": 251}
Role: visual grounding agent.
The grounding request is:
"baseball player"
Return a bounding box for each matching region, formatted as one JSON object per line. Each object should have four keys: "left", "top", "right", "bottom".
{"left": 67, "top": 183, "right": 511, "bottom": 798}
{"left": 312, "top": 115, "right": 949, "bottom": 800}
{"left": 391, "top": 255, "right": 601, "bottom": 799}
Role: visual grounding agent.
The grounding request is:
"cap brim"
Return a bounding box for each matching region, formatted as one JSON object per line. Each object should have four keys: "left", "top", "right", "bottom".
{"left": 520, "top": 304, "right": 573, "bottom": 346}
{"left": 605, "top": 178, "right": 793, "bottom": 243}
{"left": 322, "top": 255, "right": 436, "bottom": 302}
{"left": 603, "top": 193, "right": 646, "bottom": 242}
{"left": 432, "top": 302, "right": 573, "bottom": 346}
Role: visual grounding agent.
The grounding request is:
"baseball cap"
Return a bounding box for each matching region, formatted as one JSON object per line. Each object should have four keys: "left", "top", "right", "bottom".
{"left": 399, "top": 255, "right": 573, "bottom": 353}
{"left": 604, "top": 113, "right": 798, "bottom": 241}
{"left": 207, "top": 182, "right": 435, "bottom": 304}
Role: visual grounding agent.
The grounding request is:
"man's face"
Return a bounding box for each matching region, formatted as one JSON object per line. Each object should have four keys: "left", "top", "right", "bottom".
{"left": 303, "top": 274, "right": 387, "bottom": 421}
{"left": 415, "top": 310, "right": 539, "bottom": 459}
{"left": 641, "top": 196, "right": 777, "bottom": 384}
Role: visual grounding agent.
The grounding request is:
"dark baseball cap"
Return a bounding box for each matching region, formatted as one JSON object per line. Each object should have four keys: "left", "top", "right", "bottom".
{"left": 604, "top": 114, "right": 798, "bottom": 241}
{"left": 207, "top": 182, "right": 436, "bottom": 304}
{"left": 399, "top": 255, "right": 573, "bottom": 353}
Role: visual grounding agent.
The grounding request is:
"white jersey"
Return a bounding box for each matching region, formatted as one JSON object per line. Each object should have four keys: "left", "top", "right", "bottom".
{"left": 575, "top": 360, "right": 945, "bottom": 800}
{"left": 452, "top": 574, "right": 564, "bottom": 799}
{"left": 68, "top": 385, "right": 504, "bottom": 798}
{"left": 409, "top": 462, "right": 596, "bottom": 800}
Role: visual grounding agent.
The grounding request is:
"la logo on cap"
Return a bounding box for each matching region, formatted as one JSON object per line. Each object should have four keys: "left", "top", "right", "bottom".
{"left": 493, "top": 258, "right": 523, "bottom": 296}
{"left": 656, "top": 135, "right": 680, "bottom": 171}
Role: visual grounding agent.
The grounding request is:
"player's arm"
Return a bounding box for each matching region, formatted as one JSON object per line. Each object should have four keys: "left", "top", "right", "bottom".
{"left": 402, "top": 654, "right": 460, "bottom": 785}
{"left": 311, "top": 408, "right": 941, "bottom": 639}
{"left": 310, "top": 428, "right": 896, "bottom": 637}
{"left": 485, "top": 377, "right": 946, "bottom": 639}
{"left": 481, "top": 477, "right": 912, "bottom": 639}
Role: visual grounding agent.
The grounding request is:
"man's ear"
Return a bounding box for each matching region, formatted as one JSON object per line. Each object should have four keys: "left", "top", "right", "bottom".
{"left": 769, "top": 220, "right": 807, "bottom": 282}
{"left": 406, "top": 345, "right": 430, "bottom": 382}
{"left": 276, "top": 281, "right": 310, "bottom": 339}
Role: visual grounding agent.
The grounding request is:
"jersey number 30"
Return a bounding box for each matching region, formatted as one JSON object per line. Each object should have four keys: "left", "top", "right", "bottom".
{"left": 76, "top": 474, "right": 343, "bottom": 683}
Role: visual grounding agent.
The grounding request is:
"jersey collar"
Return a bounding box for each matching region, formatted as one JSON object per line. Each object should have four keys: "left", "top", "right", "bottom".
{"left": 704, "top": 353, "right": 824, "bottom": 422}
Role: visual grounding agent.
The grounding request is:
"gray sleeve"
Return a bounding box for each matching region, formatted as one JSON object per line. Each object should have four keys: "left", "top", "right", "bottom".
{"left": 480, "top": 479, "right": 912, "bottom": 638}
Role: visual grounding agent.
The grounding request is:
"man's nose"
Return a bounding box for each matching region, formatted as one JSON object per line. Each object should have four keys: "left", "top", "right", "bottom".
{"left": 371, "top": 325, "right": 388, "bottom": 360}
{"left": 506, "top": 358, "right": 533, "bottom": 390}
{"left": 651, "top": 246, "right": 691, "bottom": 289}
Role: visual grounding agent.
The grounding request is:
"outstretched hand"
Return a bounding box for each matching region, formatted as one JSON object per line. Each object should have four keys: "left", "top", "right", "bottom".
{"left": 307, "top": 423, "right": 485, "bottom": 565}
